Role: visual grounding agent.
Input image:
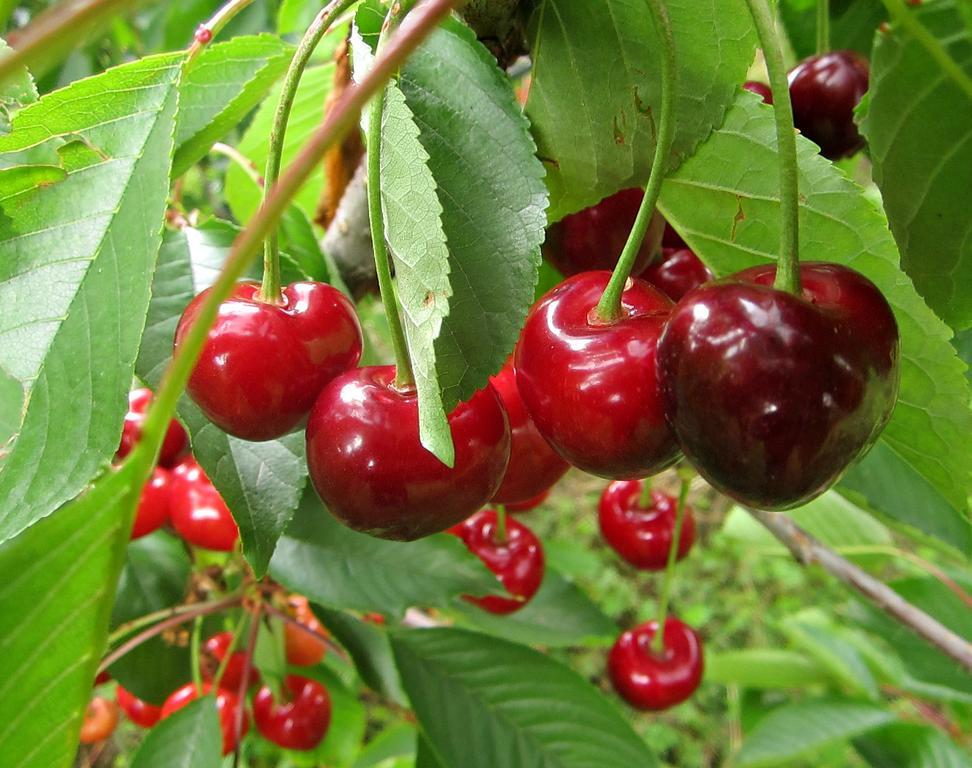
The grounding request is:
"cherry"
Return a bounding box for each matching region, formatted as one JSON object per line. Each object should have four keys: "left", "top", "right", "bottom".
{"left": 598, "top": 481, "right": 695, "bottom": 570}
{"left": 788, "top": 51, "right": 869, "bottom": 160}
{"left": 253, "top": 675, "right": 331, "bottom": 751}
{"left": 94, "top": 670, "right": 111, "bottom": 686}
{"left": 643, "top": 247, "right": 713, "bottom": 302}
{"left": 515, "top": 272, "right": 679, "bottom": 479}
{"left": 161, "top": 683, "right": 248, "bottom": 756}
{"left": 743, "top": 80, "right": 773, "bottom": 103}
{"left": 450, "top": 509, "right": 544, "bottom": 614}
{"left": 505, "top": 488, "right": 549, "bottom": 513}
{"left": 203, "top": 632, "right": 261, "bottom": 691}
{"left": 79, "top": 696, "right": 119, "bottom": 743}
{"left": 116, "top": 686, "right": 162, "bottom": 729}
{"left": 175, "top": 281, "right": 362, "bottom": 441}
{"left": 117, "top": 388, "right": 188, "bottom": 467}
{"left": 608, "top": 618, "right": 704, "bottom": 711}
{"left": 657, "top": 262, "right": 899, "bottom": 509}
{"left": 169, "top": 457, "right": 239, "bottom": 551}
{"left": 662, "top": 223, "right": 687, "bottom": 250}
{"left": 131, "top": 467, "right": 171, "bottom": 540}
{"left": 306, "top": 366, "right": 511, "bottom": 540}
{"left": 284, "top": 596, "right": 328, "bottom": 667}
{"left": 543, "top": 189, "right": 663, "bottom": 277}
{"left": 489, "top": 362, "right": 568, "bottom": 506}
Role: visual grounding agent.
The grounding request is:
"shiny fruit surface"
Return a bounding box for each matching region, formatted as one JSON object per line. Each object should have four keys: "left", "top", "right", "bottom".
{"left": 161, "top": 683, "right": 248, "bottom": 755}
{"left": 253, "top": 675, "right": 331, "bottom": 751}
{"left": 169, "top": 458, "right": 239, "bottom": 551}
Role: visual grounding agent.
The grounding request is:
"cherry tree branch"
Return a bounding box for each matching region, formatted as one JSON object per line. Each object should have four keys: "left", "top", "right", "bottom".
{"left": 746, "top": 508, "right": 972, "bottom": 673}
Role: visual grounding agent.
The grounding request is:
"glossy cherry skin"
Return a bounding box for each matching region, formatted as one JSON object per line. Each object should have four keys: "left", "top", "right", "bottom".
{"left": 203, "top": 632, "right": 260, "bottom": 691}
{"left": 130, "top": 467, "right": 171, "bottom": 540}
{"left": 598, "top": 481, "right": 695, "bottom": 570}
{"left": 662, "top": 223, "right": 687, "bottom": 250}
{"left": 489, "top": 363, "right": 569, "bottom": 506}
{"left": 117, "top": 388, "right": 188, "bottom": 467}
{"left": 743, "top": 80, "right": 773, "bottom": 104}
{"left": 284, "top": 596, "right": 328, "bottom": 667}
{"left": 515, "top": 272, "right": 680, "bottom": 479}
{"left": 253, "top": 675, "right": 331, "bottom": 751}
{"left": 643, "top": 247, "right": 714, "bottom": 302}
{"left": 116, "top": 686, "right": 162, "bottom": 729}
{"left": 169, "top": 458, "right": 239, "bottom": 551}
{"left": 609, "top": 618, "right": 704, "bottom": 711}
{"left": 306, "top": 366, "right": 511, "bottom": 540}
{"left": 788, "top": 51, "right": 869, "bottom": 159}
{"left": 543, "top": 189, "right": 664, "bottom": 277}
{"left": 505, "top": 488, "right": 550, "bottom": 513}
{"left": 657, "top": 262, "right": 899, "bottom": 509}
{"left": 450, "top": 509, "right": 544, "bottom": 614}
{"left": 175, "top": 281, "right": 362, "bottom": 441}
{"left": 161, "top": 683, "right": 248, "bottom": 755}
{"left": 79, "top": 696, "right": 119, "bottom": 743}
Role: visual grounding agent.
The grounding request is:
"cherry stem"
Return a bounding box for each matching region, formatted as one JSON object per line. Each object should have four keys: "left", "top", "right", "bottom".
{"left": 259, "top": 0, "right": 358, "bottom": 304}
{"left": 744, "top": 0, "right": 802, "bottom": 295}
{"left": 212, "top": 142, "right": 263, "bottom": 188}
{"left": 135, "top": 0, "right": 458, "bottom": 469}
{"left": 638, "top": 477, "right": 653, "bottom": 509}
{"left": 366, "top": 2, "right": 417, "bottom": 389}
{"left": 191, "top": 615, "right": 205, "bottom": 695}
{"left": 816, "top": 0, "right": 830, "bottom": 55}
{"left": 650, "top": 474, "right": 690, "bottom": 655}
{"left": 594, "top": 0, "right": 677, "bottom": 323}
{"left": 107, "top": 595, "right": 242, "bottom": 645}
{"left": 233, "top": 605, "right": 262, "bottom": 768}
{"left": 263, "top": 603, "right": 350, "bottom": 661}
{"left": 187, "top": 0, "right": 256, "bottom": 62}
{"left": 211, "top": 612, "right": 249, "bottom": 690}
{"left": 495, "top": 504, "right": 508, "bottom": 543}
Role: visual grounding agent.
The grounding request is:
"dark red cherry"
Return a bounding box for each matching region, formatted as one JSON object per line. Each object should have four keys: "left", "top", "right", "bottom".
{"left": 203, "top": 632, "right": 260, "bottom": 691}
{"left": 79, "top": 696, "right": 119, "bottom": 743}
{"left": 788, "top": 50, "right": 869, "bottom": 159}
{"left": 505, "top": 488, "right": 550, "bottom": 513}
{"left": 598, "top": 481, "right": 695, "bottom": 570}
{"left": 609, "top": 618, "right": 704, "bottom": 710}
{"left": 515, "top": 272, "right": 680, "bottom": 479}
{"left": 161, "top": 683, "right": 248, "bottom": 756}
{"left": 489, "top": 362, "right": 569, "bottom": 506}
{"left": 450, "top": 509, "right": 544, "bottom": 614}
{"left": 169, "top": 458, "right": 239, "bottom": 551}
{"left": 117, "top": 388, "right": 188, "bottom": 467}
{"left": 306, "top": 366, "right": 511, "bottom": 540}
{"left": 253, "top": 675, "right": 331, "bottom": 751}
{"left": 643, "top": 247, "right": 713, "bottom": 302}
{"left": 743, "top": 80, "right": 773, "bottom": 103}
{"left": 116, "top": 686, "right": 162, "bottom": 729}
{"left": 657, "top": 262, "right": 899, "bottom": 509}
{"left": 131, "top": 467, "right": 171, "bottom": 540}
{"left": 543, "top": 189, "right": 663, "bottom": 277}
{"left": 175, "top": 281, "right": 362, "bottom": 441}
{"left": 662, "top": 223, "right": 687, "bottom": 250}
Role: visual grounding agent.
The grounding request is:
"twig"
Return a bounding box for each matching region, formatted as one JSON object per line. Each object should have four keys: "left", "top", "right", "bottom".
{"left": 233, "top": 605, "right": 262, "bottom": 768}
{"left": 263, "top": 602, "right": 349, "bottom": 661}
{"left": 747, "top": 508, "right": 972, "bottom": 673}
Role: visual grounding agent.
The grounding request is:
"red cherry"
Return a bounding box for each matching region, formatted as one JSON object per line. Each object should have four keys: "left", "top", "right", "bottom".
{"left": 161, "top": 683, "right": 248, "bottom": 755}
{"left": 284, "top": 597, "right": 328, "bottom": 667}
{"left": 609, "top": 618, "right": 704, "bottom": 710}
{"left": 116, "top": 686, "right": 162, "bottom": 729}
{"left": 743, "top": 80, "right": 773, "bottom": 103}
{"left": 489, "top": 362, "right": 568, "bottom": 506}
{"left": 117, "top": 388, "right": 188, "bottom": 467}
{"left": 169, "top": 458, "right": 239, "bottom": 551}
{"left": 253, "top": 675, "right": 331, "bottom": 751}
{"left": 94, "top": 670, "right": 111, "bottom": 686}
{"left": 543, "top": 189, "right": 662, "bottom": 277}
{"left": 643, "top": 247, "right": 713, "bottom": 302}
{"left": 306, "top": 366, "right": 511, "bottom": 540}
{"left": 79, "top": 696, "right": 119, "bottom": 743}
{"left": 662, "top": 223, "right": 687, "bottom": 250}
{"left": 598, "top": 481, "right": 695, "bottom": 570}
{"left": 175, "top": 281, "right": 362, "bottom": 441}
{"left": 203, "top": 632, "right": 260, "bottom": 691}
{"left": 450, "top": 509, "right": 544, "bottom": 614}
{"left": 505, "top": 487, "right": 550, "bottom": 513}
{"left": 515, "top": 272, "right": 679, "bottom": 479}
{"left": 788, "top": 51, "right": 869, "bottom": 159}
{"left": 131, "top": 467, "right": 171, "bottom": 540}
{"left": 657, "top": 262, "right": 899, "bottom": 509}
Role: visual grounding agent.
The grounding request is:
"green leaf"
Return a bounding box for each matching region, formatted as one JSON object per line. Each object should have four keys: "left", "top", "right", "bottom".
{"left": 658, "top": 92, "right": 972, "bottom": 553}
{"left": 269, "top": 487, "right": 502, "bottom": 619}
{"left": 523, "top": 0, "right": 756, "bottom": 221}
{"left": 781, "top": 613, "right": 879, "bottom": 699}
{"left": 858, "top": 0, "right": 972, "bottom": 330}
{"left": 0, "top": 53, "right": 182, "bottom": 543}
{"left": 174, "top": 34, "right": 293, "bottom": 177}
{"left": 736, "top": 699, "right": 896, "bottom": 767}
{"left": 391, "top": 628, "right": 658, "bottom": 768}
{"left": 130, "top": 696, "right": 222, "bottom": 768}
{"left": 353, "top": 724, "right": 416, "bottom": 768}
{"left": 705, "top": 649, "right": 832, "bottom": 689}
{"left": 780, "top": 0, "right": 886, "bottom": 60}
{"left": 0, "top": 458, "right": 143, "bottom": 768}
{"left": 0, "top": 38, "right": 38, "bottom": 133}
{"left": 855, "top": 723, "right": 972, "bottom": 768}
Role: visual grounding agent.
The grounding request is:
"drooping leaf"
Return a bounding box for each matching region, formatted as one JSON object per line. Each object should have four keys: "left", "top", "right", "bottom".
{"left": 523, "top": 0, "right": 756, "bottom": 221}
{"left": 658, "top": 92, "right": 972, "bottom": 553}
{"left": 130, "top": 696, "right": 221, "bottom": 768}
{"left": 705, "top": 649, "right": 832, "bottom": 689}
{"left": 0, "top": 53, "right": 182, "bottom": 543}
{"left": 858, "top": 0, "right": 972, "bottom": 330}
{"left": 855, "top": 722, "right": 972, "bottom": 768}
{"left": 391, "top": 627, "right": 659, "bottom": 768}
{"left": 780, "top": 0, "right": 886, "bottom": 60}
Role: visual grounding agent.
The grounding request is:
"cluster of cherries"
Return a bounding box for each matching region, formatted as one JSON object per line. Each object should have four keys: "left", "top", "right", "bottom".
{"left": 82, "top": 597, "right": 334, "bottom": 755}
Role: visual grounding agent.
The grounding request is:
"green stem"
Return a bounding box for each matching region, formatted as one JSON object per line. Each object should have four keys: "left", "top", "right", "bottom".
{"left": 594, "top": 0, "right": 677, "bottom": 323}
{"left": 212, "top": 142, "right": 263, "bottom": 188}
{"left": 135, "top": 0, "right": 458, "bottom": 465}
{"left": 816, "top": 0, "right": 830, "bottom": 55}
{"left": 651, "top": 475, "right": 690, "bottom": 655}
{"left": 187, "top": 0, "right": 256, "bottom": 62}
{"left": 639, "top": 477, "right": 653, "bottom": 508}
{"left": 191, "top": 615, "right": 204, "bottom": 694}
{"left": 879, "top": 0, "right": 972, "bottom": 101}
{"left": 744, "top": 0, "right": 801, "bottom": 295}
{"left": 259, "top": 0, "right": 357, "bottom": 303}
{"left": 211, "top": 612, "right": 249, "bottom": 690}
{"left": 495, "top": 504, "right": 507, "bottom": 543}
